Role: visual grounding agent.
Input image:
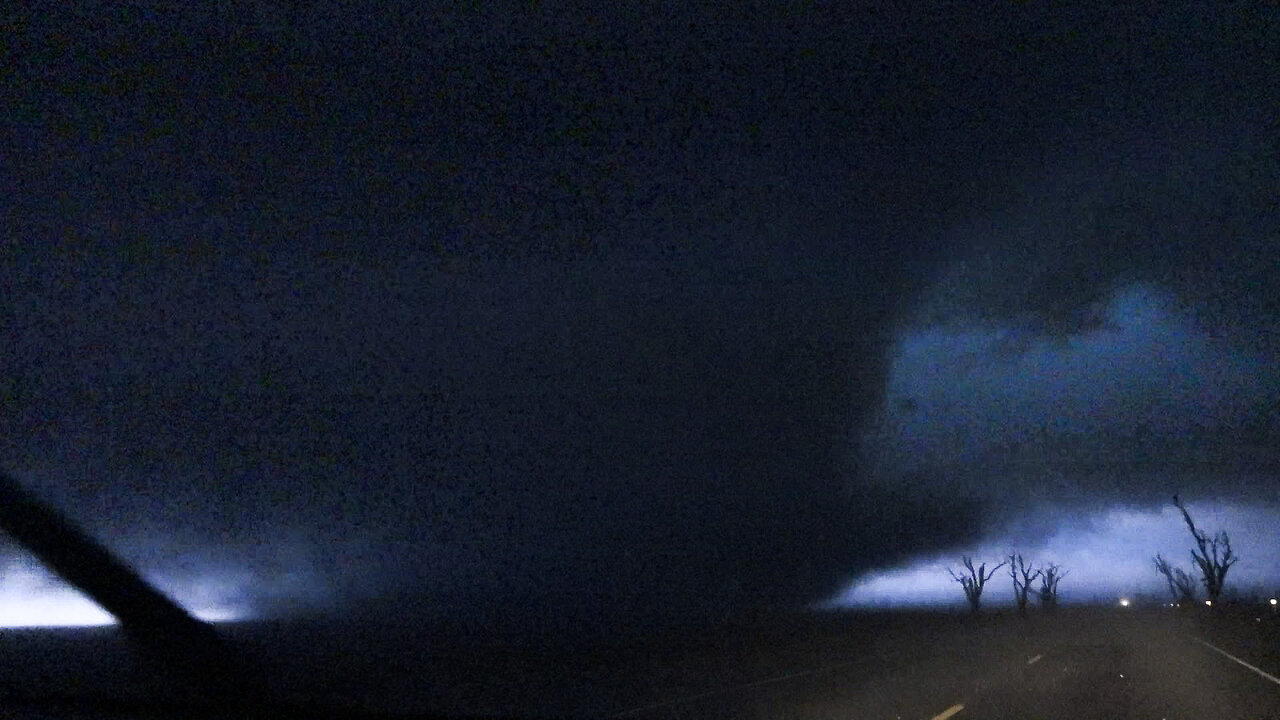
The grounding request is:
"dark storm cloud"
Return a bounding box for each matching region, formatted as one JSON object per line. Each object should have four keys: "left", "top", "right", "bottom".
{"left": 3, "top": 4, "right": 1277, "bottom": 619}
{"left": 870, "top": 120, "right": 1280, "bottom": 523}
{"left": 912, "top": 128, "right": 1280, "bottom": 344}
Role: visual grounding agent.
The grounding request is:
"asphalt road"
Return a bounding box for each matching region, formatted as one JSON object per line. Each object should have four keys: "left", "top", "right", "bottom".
{"left": 3, "top": 607, "right": 1278, "bottom": 718}
{"left": 610, "top": 607, "right": 1280, "bottom": 720}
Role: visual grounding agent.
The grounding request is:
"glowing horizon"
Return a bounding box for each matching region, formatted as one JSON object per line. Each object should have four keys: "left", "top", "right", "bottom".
{"left": 822, "top": 502, "right": 1280, "bottom": 609}
{"left": 0, "top": 557, "right": 253, "bottom": 628}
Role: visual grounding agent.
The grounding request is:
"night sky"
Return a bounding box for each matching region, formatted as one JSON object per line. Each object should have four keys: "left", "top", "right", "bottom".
{"left": 3, "top": 3, "right": 1278, "bottom": 626}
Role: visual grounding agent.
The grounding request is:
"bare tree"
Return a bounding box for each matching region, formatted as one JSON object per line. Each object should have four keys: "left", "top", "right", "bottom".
{"left": 948, "top": 556, "right": 1007, "bottom": 613}
{"left": 1153, "top": 553, "right": 1197, "bottom": 605}
{"left": 1172, "top": 494, "right": 1238, "bottom": 605}
{"left": 1038, "top": 563, "right": 1067, "bottom": 611}
{"left": 1009, "top": 552, "right": 1042, "bottom": 616}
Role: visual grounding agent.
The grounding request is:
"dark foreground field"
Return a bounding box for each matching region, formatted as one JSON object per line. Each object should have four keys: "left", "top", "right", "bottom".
{"left": 1, "top": 605, "right": 1279, "bottom": 718}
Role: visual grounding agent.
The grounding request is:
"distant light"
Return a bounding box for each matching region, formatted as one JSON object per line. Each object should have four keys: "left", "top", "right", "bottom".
{"left": 0, "top": 561, "right": 119, "bottom": 628}
{"left": 1271, "top": 598, "right": 1278, "bottom": 606}
{"left": 0, "top": 566, "right": 248, "bottom": 628}
{"left": 0, "top": 598, "right": 245, "bottom": 628}
{"left": 191, "top": 606, "right": 249, "bottom": 623}
{"left": 1119, "top": 598, "right": 1131, "bottom": 607}
{"left": 1205, "top": 600, "right": 1213, "bottom": 606}
{"left": 0, "top": 596, "right": 116, "bottom": 628}
{"left": 0, "top": 552, "right": 271, "bottom": 631}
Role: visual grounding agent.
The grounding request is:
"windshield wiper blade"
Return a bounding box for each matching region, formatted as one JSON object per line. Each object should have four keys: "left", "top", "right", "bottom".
{"left": 0, "top": 470, "right": 522, "bottom": 719}
{"left": 0, "top": 469, "right": 267, "bottom": 711}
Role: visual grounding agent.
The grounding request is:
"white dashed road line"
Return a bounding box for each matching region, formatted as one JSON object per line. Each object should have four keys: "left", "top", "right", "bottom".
{"left": 927, "top": 650, "right": 1044, "bottom": 720}
{"left": 930, "top": 703, "right": 965, "bottom": 720}
{"left": 608, "top": 657, "right": 866, "bottom": 717}
{"left": 1196, "top": 639, "right": 1280, "bottom": 687}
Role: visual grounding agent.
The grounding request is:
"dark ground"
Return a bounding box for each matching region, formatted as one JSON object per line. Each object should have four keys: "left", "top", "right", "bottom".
{"left": 1, "top": 604, "right": 1278, "bottom": 718}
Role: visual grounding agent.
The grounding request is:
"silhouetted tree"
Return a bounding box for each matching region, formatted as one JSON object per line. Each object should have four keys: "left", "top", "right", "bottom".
{"left": 1038, "top": 563, "right": 1067, "bottom": 611}
{"left": 948, "top": 555, "right": 1007, "bottom": 613}
{"left": 1153, "top": 553, "right": 1197, "bottom": 605}
{"left": 1008, "top": 552, "right": 1041, "bottom": 616}
{"left": 1172, "top": 494, "right": 1237, "bottom": 605}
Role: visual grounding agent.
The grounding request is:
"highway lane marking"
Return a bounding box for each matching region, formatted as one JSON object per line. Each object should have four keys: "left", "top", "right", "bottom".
{"left": 931, "top": 703, "right": 965, "bottom": 720}
{"left": 1196, "top": 639, "right": 1280, "bottom": 687}
{"left": 608, "top": 657, "right": 868, "bottom": 717}
{"left": 922, "top": 650, "right": 1043, "bottom": 720}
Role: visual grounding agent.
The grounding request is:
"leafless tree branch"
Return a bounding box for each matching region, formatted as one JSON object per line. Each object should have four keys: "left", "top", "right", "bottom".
{"left": 949, "top": 555, "right": 1007, "bottom": 613}
{"left": 1038, "top": 563, "right": 1067, "bottom": 611}
{"left": 1009, "top": 552, "right": 1042, "bottom": 616}
{"left": 1154, "top": 553, "right": 1197, "bottom": 604}
{"left": 1172, "top": 494, "right": 1238, "bottom": 604}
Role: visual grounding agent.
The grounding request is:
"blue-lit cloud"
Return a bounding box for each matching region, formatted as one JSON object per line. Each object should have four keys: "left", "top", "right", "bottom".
{"left": 861, "top": 282, "right": 1279, "bottom": 503}
{"left": 0, "top": 555, "right": 253, "bottom": 627}
{"left": 0, "top": 526, "right": 354, "bottom": 628}
{"left": 829, "top": 279, "right": 1280, "bottom": 607}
